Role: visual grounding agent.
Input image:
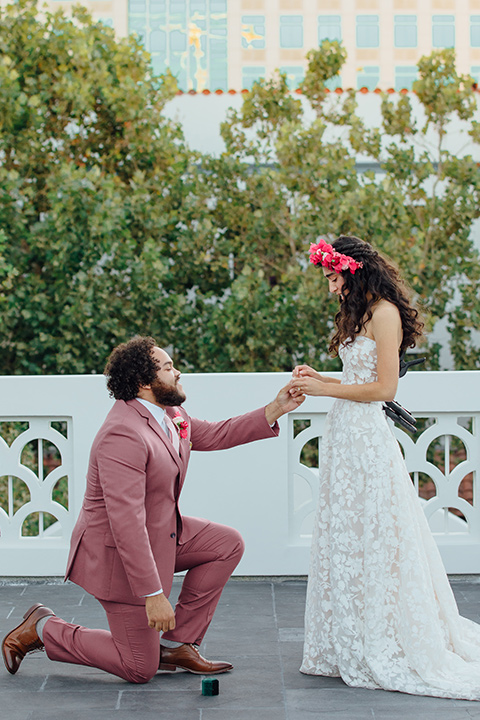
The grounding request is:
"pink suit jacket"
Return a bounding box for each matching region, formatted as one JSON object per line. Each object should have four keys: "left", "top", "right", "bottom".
{"left": 65, "top": 400, "right": 279, "bottom": 604}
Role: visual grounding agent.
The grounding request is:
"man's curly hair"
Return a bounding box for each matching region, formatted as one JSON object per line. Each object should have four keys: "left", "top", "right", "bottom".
{"left": 104, "top": 336, "right": 160, "bottom": 401}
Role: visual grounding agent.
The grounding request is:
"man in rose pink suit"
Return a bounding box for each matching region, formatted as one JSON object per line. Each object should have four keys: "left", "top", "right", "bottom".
{"left": 2, "top": 335, "right": 304, "bottom": 683}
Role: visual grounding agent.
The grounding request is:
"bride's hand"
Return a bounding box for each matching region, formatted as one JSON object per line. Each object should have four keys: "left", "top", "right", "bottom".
{"left": 290, "top": 376, "right": 328, "bottom": 397}
{"left": 293, "top": 364, "right": 322, "bottom": 382}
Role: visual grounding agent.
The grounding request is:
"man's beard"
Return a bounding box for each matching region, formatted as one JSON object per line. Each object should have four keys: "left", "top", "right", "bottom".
{"left": 151, "top": 377, "right": 186, "bottom": 407}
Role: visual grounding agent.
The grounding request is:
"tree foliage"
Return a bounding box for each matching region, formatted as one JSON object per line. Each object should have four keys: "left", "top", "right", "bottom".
{"left": 1, "top": 2, "right": 479, "bottom": 374}
{"left": 0, "top": 0, "right": 186, "bottom": 372}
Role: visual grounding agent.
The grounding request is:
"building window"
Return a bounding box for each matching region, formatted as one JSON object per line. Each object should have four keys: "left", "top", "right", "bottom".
{"left": 280, "top": 15, "right": 304, "bottom": 49}
{"left": 209, "top": 2, "right": 228, "bottom": 91}
{"left": 242, "top": 66, "right": 266, "bottom": 90}
{"left": 471, "top": 16, "right": 480, "bottom": 47}
{"left": 325, "top": 74, "right": 342, "bottom": 91}
{"left": 150, "top": 29, "right": 167, "bottom": 74}
{"left": 128, "top": 0, "right": 228, "bottom": 91}
{"left": 394, "top": 15, "right": 417, "bottom": 48}
{"left": 318, "top": 15, "right": 341, "bottom": 43}
{"left": 130, "top": 17, "right": 147, "bottom": 45}
{"left": 471, "top": 66, "right": 480, "bottom": 85}
{"left": 280, "top": 66, "right": 305, "bottom": 90}
{"left": 130, "top": 0, "right": 146, "bottom": 14}
{"left": 242, "top": 15, "right": 265, "bottom": 49}
{"left": 432, "top": 15, "right": 455, "bottom": 48}
{"left": 395, "top": 66, "right": 417, "bottom": 90}
{"left": 357, "top": 66, "right": 380, "bottom": 90}
{"left": 149, "top": 0, "right": 166, "bottom": 9}
{"left": 356, "top": 16, "right": 379, "bottom": 48}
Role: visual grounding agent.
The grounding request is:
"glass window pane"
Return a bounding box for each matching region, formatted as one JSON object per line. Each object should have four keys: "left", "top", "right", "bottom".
{"left": 129, "top": 17, "right": 145, "bottom": 32}
{"left": 129, "top": 17, "right": 146, "bottom": 43}
{"left": 356, "top": 15, "right": 379, "bottom": 48}
{"left": 280, "top": 15, "right": 304, "bottom": 48}
{"left": 432, "top": 16, "right": 455, "bottom": 48}
{"left": 210, "top": 39, "right": 227, "bottom": 57}
{"left": 170, "top": 29, "right": 186, "bottom": 52}
{"left": 129, "top": 0, "right": 146, "bottom": 13}
{"left": 129, "top": 0, "right": 228, "bottom": 90}
{"left": 357, "top": 66, "right": 379, "bottom": 90}
{"left": 325, "top": 74, "right": 342, "bottom": 90}
{"left": 394, "top": 15, "right": 417, "bottom": 47}
{"left": 151, "top": 55, "right": 166, "bottom": 75}
{"left": 242, "top": 66, "right": 266, "bottom": 90}
{"left": 471, "top": 66, "right": 480, "bottom": 84}
{"left": 149, "top": 29, "right": 166, "bottom": 53}
{"left": 279, "top": 65, "right": 305, "bottom": 90}
{"left": 191, "top": 0, "right": 206, "bottom": 13}
{"left": 395, "top": 65, "right": 418, "bottom": 90}
{"left": 149, "top": 0, "right": 166, "bottom": 12}
{"left": 209, "top": 65, "right": 228, "bottom": 91}
{"left": 150, "top": 0, "right": 166, "bottom": 12}
{"left": 471, "top": 16, "right": 480, "bottom": 47}
{"left": 318, "top": 15, "right": 341, "bottom": 42}
{"left": 242, "top": 15, "right": 266, "bottom": 49}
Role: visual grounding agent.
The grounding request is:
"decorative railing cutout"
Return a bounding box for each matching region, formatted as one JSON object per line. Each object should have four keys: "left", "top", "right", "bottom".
{"left": 289, "top": 413, "right": 478, "bottom": 546}
{"left": 0, "top": 418, "right": 72, "bottom": 541}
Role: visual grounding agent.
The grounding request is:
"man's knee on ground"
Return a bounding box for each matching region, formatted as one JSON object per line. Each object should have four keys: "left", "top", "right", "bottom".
{"left": 123, "top": 657, "right": 159, "bottom": 684}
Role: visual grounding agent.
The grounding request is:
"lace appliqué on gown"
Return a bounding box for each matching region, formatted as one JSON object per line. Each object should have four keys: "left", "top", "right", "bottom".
{"left": 300, "top": 336, "right": 480, "bottom": 700}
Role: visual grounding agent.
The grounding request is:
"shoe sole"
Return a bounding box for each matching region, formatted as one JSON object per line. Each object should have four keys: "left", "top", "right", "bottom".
{"left": 158, "top": 663, "right": 233, "bottom": 674}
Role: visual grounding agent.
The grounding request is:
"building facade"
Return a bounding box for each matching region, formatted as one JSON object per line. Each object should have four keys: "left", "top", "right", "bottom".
{"left": 10, "top": 0, "right": 480, "bottom": 91}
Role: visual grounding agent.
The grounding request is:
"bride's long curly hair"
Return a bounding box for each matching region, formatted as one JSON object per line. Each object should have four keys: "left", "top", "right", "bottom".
{"left": 326, "top": 236, "right": 424, "bottom": 356}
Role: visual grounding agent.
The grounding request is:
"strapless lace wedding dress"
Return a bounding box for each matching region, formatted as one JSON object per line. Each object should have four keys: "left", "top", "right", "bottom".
{"left": 300, "top": 336, "right": 480, "bottom": 699}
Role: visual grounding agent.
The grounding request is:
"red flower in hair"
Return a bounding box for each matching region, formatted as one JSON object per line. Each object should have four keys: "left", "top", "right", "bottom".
{"left": 309, "top": 239, "right": 363, "bottom": 274}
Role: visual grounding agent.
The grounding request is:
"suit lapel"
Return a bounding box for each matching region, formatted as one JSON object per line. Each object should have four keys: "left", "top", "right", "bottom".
{"left": 127, "top": 399, "right": 183, "bottom": 473}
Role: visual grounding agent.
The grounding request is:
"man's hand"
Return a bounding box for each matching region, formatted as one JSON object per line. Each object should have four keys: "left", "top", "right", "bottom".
{"left": 145, "top": 593, "right": 176, "bottom": 633}
{"left": 265, "top": 380, "right": 305, "bottom": 425}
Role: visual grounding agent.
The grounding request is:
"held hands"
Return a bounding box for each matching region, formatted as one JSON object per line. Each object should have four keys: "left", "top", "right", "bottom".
{"left": 290, "top": 365, "right": 328, "bottom": 398}
{"left": 145, "top": 593, "right": 176, "bottom": 633}
{"left": 265, "top": 380, "right": 306, "bottom": 424}
{"left": 266, "top": 364, "right": 333, "bottom": 423}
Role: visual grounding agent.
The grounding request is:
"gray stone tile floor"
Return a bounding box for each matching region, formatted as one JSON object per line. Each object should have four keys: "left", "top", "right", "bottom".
{"left": 1, "top": 576, "right": 480, "bottom": 719}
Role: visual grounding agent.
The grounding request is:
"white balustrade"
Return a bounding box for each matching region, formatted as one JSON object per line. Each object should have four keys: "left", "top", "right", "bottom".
{"left": 0, "top": 371, "right": 478, "bottom": 576}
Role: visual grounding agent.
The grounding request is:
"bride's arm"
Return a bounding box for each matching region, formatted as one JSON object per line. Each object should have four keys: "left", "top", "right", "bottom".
{"left": 291, "top": 303, "right": 402, "bottom": 403}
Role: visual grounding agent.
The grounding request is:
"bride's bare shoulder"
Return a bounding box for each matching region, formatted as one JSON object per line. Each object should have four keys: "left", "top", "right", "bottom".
{"left": 371, "top": 299, "right": 401, "bottom": 322}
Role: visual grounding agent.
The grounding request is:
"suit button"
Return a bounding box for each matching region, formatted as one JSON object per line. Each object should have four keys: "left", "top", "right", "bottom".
{"left": 170, "top": 532, "right": 176, "bottom": 538}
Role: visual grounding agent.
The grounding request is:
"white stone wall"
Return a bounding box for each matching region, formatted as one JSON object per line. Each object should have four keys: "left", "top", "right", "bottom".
{"left": 0, "top": 370, "right": 479, "bottom": 576}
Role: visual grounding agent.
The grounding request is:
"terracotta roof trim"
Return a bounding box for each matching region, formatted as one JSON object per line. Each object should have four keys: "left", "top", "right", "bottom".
{"left": 176, "top": 86, "right": 479, "bottom": 96}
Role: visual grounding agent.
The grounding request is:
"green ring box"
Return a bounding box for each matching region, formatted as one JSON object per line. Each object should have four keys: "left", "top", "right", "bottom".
{"left": 202, "top": 678, "right": 219, "bottom": 696}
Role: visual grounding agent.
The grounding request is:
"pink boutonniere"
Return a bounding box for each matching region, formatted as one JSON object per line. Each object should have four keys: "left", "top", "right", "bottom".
{"left": 172, "top": 411, "right": 189, "bottom": 439}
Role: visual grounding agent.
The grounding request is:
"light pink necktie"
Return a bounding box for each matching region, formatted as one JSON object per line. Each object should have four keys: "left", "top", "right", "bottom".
{"left": 163, "top": 413, "right": 180, "bottom": 454}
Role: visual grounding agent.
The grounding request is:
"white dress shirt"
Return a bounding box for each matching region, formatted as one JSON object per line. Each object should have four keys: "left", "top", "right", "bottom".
{"left": 136, "top": 397, "right": 168, "bottom": 436}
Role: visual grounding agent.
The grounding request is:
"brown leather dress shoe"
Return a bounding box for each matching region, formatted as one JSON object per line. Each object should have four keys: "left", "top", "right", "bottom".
{"left": 159, "top": 643, "right": 233, "bottom": 674}
{"left": 2, "top": 603, "right": 55, "bottom": 675}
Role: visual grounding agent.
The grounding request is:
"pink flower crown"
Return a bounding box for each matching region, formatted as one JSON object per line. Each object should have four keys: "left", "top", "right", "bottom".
{"left": 172, "top": 410, "right": 189, "bottom": 439}
{"left": 309, "top": 239, "right": 363, "bottom": 275}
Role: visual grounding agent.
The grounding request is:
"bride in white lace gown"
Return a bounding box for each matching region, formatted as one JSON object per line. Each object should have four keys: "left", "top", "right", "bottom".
{"left": 291, "top": 236, "right": 480, "bottom": 700}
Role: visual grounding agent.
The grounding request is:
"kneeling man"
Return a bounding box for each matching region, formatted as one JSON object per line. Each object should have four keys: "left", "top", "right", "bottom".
{"left": 2, "top": 336, "right": 303, "bottom": 683}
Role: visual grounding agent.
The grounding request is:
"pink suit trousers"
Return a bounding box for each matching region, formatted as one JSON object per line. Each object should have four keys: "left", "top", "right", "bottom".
{"left": 43, "top": 519, "right": 244, "bottom": 683}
